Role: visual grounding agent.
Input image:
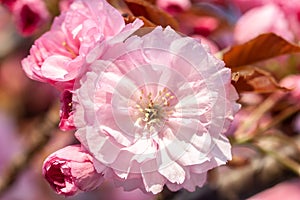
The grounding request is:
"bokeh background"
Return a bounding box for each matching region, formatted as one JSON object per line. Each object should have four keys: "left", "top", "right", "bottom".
{"left": 0, "top": 0, "right": 300, "bottom": 199}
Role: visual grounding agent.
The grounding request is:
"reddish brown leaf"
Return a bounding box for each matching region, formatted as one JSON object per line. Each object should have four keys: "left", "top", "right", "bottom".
{"left": 231, "top": 66, "right": 288, "bottom": 93}
{"left": 124, "top": 0, "right": 179, "bottom": 30}
{"left": 224, "top": 33, "right": 300, "bottom": 68}
{"left": 143, "top": 0, "right": 156, "bottom": 4}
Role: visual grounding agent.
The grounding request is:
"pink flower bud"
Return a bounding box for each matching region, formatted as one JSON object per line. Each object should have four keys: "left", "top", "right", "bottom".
{"left": 42, "top": 145, "right": 105, "bottom": 196}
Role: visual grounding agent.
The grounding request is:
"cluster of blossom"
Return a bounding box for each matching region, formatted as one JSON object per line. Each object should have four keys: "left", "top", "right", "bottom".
{"left": 20, "top": 0, "right": 240, "bottom": 196}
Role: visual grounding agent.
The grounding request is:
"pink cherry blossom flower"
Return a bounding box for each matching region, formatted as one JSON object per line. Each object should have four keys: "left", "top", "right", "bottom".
{"left": 22, "top": 0, "right": 142, "bottom": 130}
{"left": 234, "top": 3, "right": 294, "bottom": 44}
{"left": 1, "top": 0, "right": 50, "bottom": 36}
{"left": 274, "top": 0, "right": 300, "bottom": 42}
{"left": 193, "top": 16, "right": 219, "bottom": 37}
{"left": 43, "top": 145, "right": 105, "bottom": 196}
{"left": 156, "top": 0, "right": 191, "bottom": 15}
{"left": 73, "top": 26, "right": 240, "bottom": 194}
{"left": 22, "top": 0, "right": 143, "bottom": 90}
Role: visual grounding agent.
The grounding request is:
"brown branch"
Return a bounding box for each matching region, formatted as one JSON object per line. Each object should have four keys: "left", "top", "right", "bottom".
{"left": 0, "top": 102, "right": 60, "bottom": 197}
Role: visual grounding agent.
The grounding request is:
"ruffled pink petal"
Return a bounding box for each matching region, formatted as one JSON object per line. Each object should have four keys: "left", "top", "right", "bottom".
{"left": 140, "top": 160, "right": 166, "bottom": 194}
{"left": 74, "top": 26, "right": 240, "bottom": 194}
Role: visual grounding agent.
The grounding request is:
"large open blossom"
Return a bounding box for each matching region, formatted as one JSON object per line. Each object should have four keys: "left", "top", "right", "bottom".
{"left": 73, "top": 26, "right": 240, "bottom": 194}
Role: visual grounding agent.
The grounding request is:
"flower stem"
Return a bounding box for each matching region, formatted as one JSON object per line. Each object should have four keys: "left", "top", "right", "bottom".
{"left": 255, "top": 142, "right": 300, "bottom": 176}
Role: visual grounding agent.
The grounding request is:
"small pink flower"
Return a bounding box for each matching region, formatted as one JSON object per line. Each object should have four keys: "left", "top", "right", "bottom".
{"left": 1, "top": 0, "right": 50, "bottom": 36}
{"left": 274, "top": 0, "right": 300, "bottom": 41}
{"left": 193, "top": 16, "right": 219, "bottom": 37}
{"left": 234, "top": 4, "right": 294, "bottom": 43}
{"left": 74, "top": 26, "right": 240, "bottom": 194}
{"left": 157, "top": 0, "right": 191, "bottom": 15}
{"left": 43, "top": 145, "right": 105, "bottom": 196}
{"left": 14, "top": 0, "right": 50, "bottom": 36}
{"left": 22, "top": 0, "right": 142, "bottom": 131}
{"left": 0, "top": 0, "right": 17, "bottom": 10}
{"left": 22, "top": 0, "right": 143, "bottom": 90}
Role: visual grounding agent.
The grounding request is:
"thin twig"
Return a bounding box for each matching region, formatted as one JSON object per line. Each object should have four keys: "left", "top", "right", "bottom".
{"left": 259, "top": 146, "right": 300, "bottom": 176}
{"left": 259, "top": 105, "right": 300, "bottom": 134}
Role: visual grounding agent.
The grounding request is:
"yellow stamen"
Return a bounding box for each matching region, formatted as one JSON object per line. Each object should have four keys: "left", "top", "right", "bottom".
{"left": 62, "top": 42, "right": 77, "bottom": 58}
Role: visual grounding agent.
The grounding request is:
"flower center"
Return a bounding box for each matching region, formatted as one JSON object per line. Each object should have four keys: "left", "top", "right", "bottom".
{"left": 133, "top": 87, "right": 175, "bottom": 132}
